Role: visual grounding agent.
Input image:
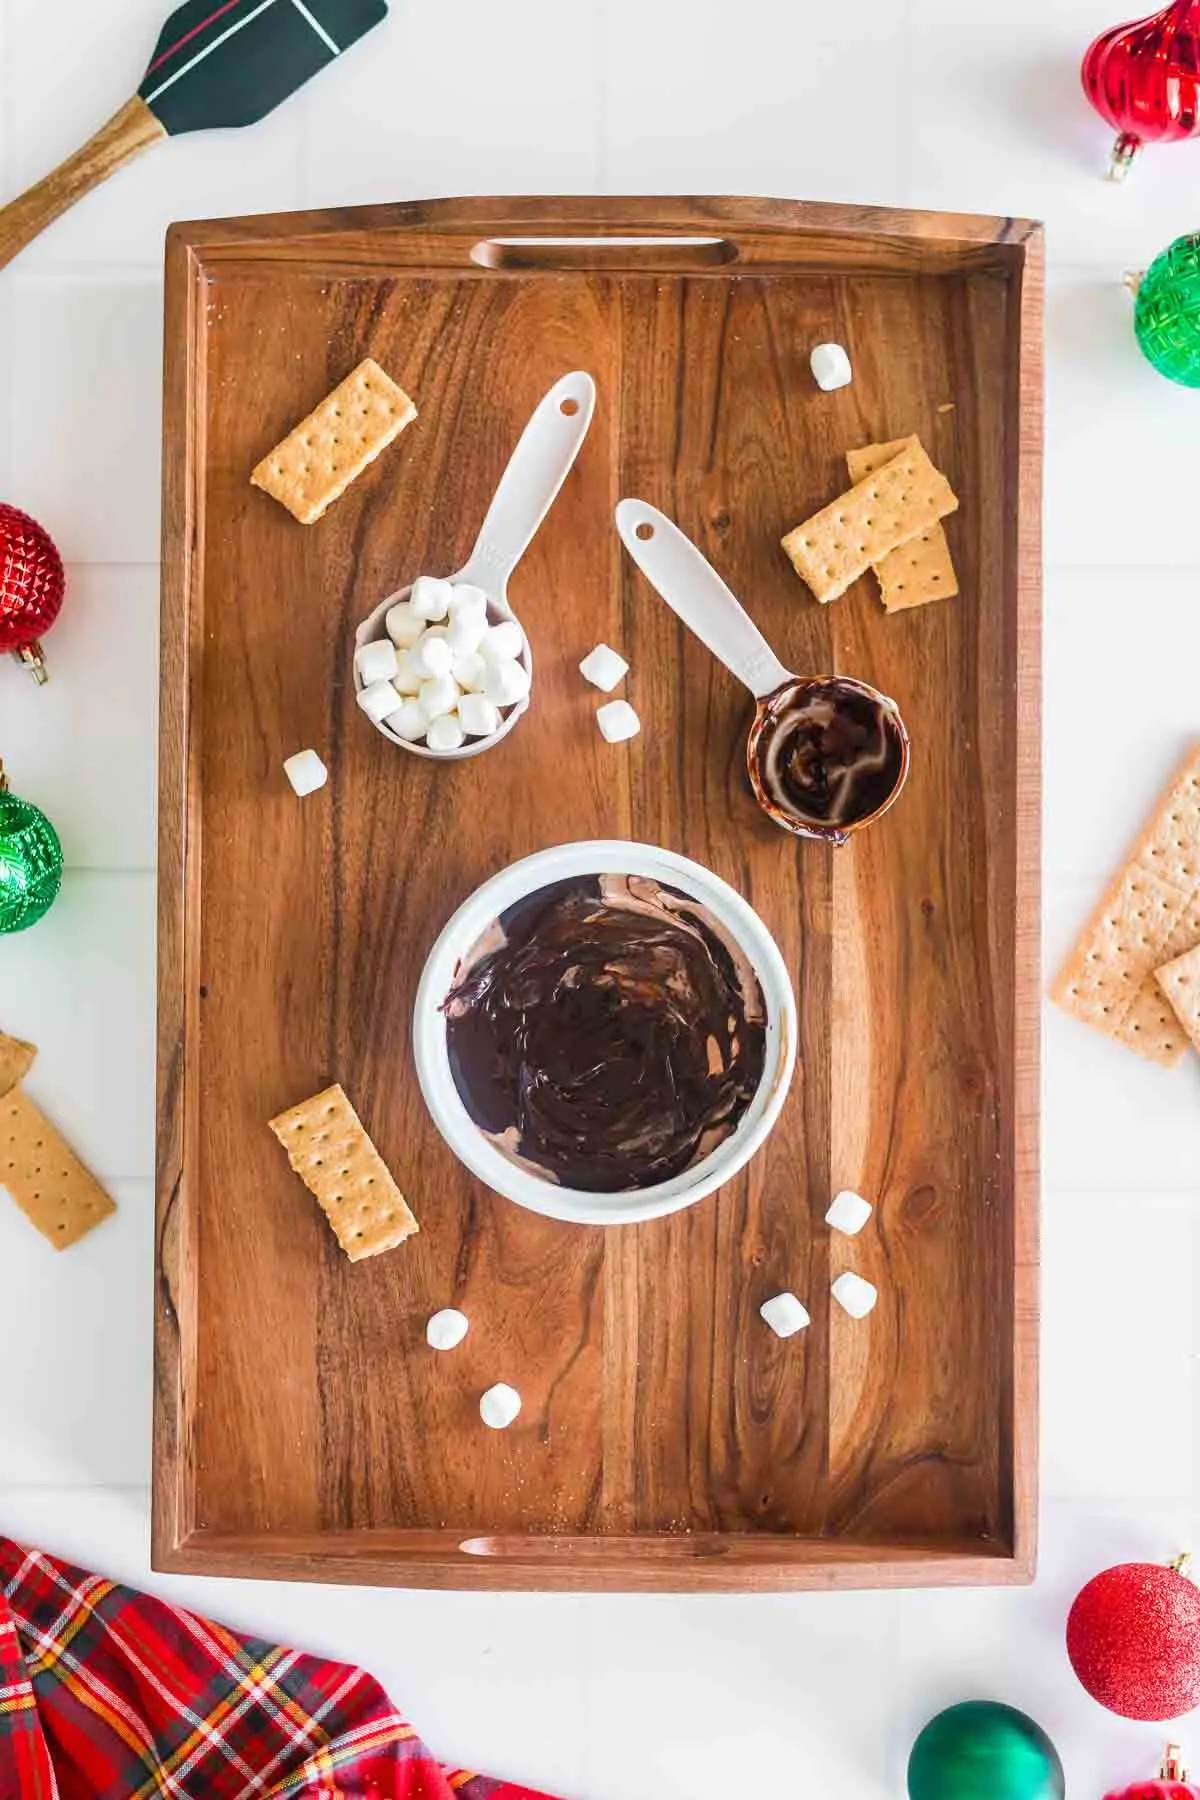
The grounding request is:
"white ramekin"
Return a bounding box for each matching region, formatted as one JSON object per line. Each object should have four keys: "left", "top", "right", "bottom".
{"left": 413, "top": 840, "right": 797, "bottom": 1227}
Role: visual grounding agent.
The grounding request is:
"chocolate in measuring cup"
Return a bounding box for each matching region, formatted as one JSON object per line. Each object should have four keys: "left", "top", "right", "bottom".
{"left": 748, "top": 676, "right": 910, "bottom": 843}
{"left": 615, "top": 501, "right": 910, "bottom": 847}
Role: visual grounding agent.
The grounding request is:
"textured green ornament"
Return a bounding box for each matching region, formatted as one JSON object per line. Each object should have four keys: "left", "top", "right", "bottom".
{"left": 0, "top": 763, "right": 62, "bottom": 934}
{"left": 1134, "top": 233, "right": 1200, "bottom": 387}
{"left": 908, "top": 1702, "right": 1065, "bottom": 1800}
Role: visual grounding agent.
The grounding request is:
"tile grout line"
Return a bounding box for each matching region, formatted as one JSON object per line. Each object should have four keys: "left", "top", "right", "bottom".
{"left": 0, "top": 0, "right": 13, "bottom": 494}
{"left": 593, "top": 0, "right": 609, "bottom": 193}
{"left": 896, "top": 0, "right": 916, "bottom": 207}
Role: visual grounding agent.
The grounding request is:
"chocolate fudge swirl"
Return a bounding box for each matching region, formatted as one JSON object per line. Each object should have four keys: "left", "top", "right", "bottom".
{"left": 443, "top": 875, "right": 768, "bottom": 1192}
{"left": 755, "top": 679, "right": 904, "bottom": 828}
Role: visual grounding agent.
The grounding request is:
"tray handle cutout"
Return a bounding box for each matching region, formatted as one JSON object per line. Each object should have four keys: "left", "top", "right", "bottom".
{"left": 471, "top": 236, "right": 738, "bottom": 271}
{"left": 459, "top": 1535, "right": 732, "bottom": 1563}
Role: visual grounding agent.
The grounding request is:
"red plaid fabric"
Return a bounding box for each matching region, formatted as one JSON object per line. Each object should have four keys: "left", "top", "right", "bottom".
{"left": 0, "top": 1540, "right": 562, "bottom": 1800}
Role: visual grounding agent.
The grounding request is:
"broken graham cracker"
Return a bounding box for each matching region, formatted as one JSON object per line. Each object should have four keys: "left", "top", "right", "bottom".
{"left": 846, "top": 438, "right": 959, "bottom": 612}
{"left": 1155, "top": 943, "right": 1200, "bottom": 1055}
{"left": 0, "top": 1029, "right": 37, "bottom": 1099}
{"left": 781, "top": 436, "right": 958, "bottom": 605}
{"left": 0, "top": 1087, "right": 116, "bottom": 1250}
{"left": 269, "top": 1082, "right": 419, "bottom": 1263}
{"left": 1051, "top": 742, "right": 1200, "bottom": 1067}
{"left": 251, "top": 359, "right": 418, "bottom": 526}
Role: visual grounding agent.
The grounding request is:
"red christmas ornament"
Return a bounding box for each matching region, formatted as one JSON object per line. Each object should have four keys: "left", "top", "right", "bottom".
{"left": 1104, "top": 1743, "right": 1200, "bottom": 1798}
{"left": 1082, "top": 2, "right": 1200, "bottom": 179}
{"left": 1069, "top": 1558, "right": 1200, "bottom": 1721}
{"left": 0, "top": 504, "right": 65, "bottom": 685}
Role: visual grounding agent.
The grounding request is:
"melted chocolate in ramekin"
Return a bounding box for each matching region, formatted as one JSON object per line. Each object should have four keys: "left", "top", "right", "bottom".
{"left": 443, "top": 875, "right": 767, "bottom": 1192}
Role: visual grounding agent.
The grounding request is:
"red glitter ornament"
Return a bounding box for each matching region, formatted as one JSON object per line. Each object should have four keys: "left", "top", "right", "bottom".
{"left": 0, "top": 504, "right": 65, "bottom": 684}
{"left": 1104, "top": 1743, "right": 1200, "bottom": 1798}
{"left": 1082, "top": 2, "right": 1200, "bottom": 179}
{"left": 1069, "top": 1559, "right": 1200, "bottom": 1721}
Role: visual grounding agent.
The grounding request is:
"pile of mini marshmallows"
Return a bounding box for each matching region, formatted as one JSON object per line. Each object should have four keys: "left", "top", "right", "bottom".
{"left": 759, "top": 1189, "right": 878, "bottom": 1339}
{"left": 355, "top": 576, "right": 531, "bottom": 754}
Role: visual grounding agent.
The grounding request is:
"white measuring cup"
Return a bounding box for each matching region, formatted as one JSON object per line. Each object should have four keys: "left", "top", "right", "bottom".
{"left": 355, "top": 369, "right": 596, "bottom": 760}
{"left": 616, "top": 498, "right": 910, "bottom": 843}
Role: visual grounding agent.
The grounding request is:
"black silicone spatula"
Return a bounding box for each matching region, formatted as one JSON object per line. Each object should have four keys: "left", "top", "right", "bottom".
{"left": 0, "top": 0, "right": 388, "bottom": 272}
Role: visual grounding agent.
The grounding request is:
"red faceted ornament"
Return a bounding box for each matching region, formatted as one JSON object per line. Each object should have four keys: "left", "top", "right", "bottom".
{"left": 1069, "top": 1559, "right": 1200, "bottom": 1721}
{"left": 0, "top": 504, "right": 64, "bottom": 684}
{"left": 1104, "top": 1744, "right": 1200, "bottom": 1799}
{"left": 1083, "top": 2, "right": 1200, "bottom": 179}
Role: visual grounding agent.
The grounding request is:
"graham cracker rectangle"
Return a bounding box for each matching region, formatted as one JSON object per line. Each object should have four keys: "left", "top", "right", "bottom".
{"left": 269, "top": 1082, "right": 419, "bottom": 1263}
{"left": 782, "top": 436, "right": 959, "bottom": 605}
{"left": 0, "top": 1030, "right": 37, "bottom": 1099}
{"left": 1051, "top": 742, "right": 1200, "bottom": 1066}
{"left": 0, "top": 1088, "right": 116, "bottom": 1249}
{"left": 251, "top": 359, "right": 418, "bottom": 526}
{"left": 1155, "top": 943, "right": 1200, "bottom": 1055}
{"left": 846, "top": 438, "right": 959, "bottom": 612}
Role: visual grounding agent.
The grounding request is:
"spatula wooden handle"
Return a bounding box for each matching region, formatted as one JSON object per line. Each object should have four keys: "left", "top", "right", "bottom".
{"left": 0, "top": 97, "right": 167, "bottom": 272}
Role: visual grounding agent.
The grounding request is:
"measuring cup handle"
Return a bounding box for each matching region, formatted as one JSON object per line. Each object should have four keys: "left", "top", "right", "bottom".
{"left": 615, "top": 500, "right": 793, "bottom": 700}
{"left": 457, "top": 372, "right": 596, "bottom": 600}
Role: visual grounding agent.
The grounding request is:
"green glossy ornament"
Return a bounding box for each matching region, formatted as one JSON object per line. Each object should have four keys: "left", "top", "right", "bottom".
{"left": 908, "top": 1701, "right": 1065, "bottom": 1800}
{"left": 1134, "top": 233, "right": 1200, "bottom": 386}
{"left": 0, "top": 760, "right": 62, "bottom": 934}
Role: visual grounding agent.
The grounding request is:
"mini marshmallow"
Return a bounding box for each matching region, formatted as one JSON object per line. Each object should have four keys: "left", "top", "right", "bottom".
{"left": 426, "top": 1308, "right": 470, "bottom": 1351}
{"left": 357, "top": 678, "right": 399, "bottom": 723}
{"left": 480, "top": 1383, "right": 522, "bottom": 1430}
{"left": 426, "top": 713, "right": 466, "bottom": 753}
{"left": 282, "top": 749, "right": 327, "bottom": 796}
{"left": 480, "top": 619, "right": 525, "bottom": 663}
{"left": 596, "top": 699, "right": 641, "bottom": 744}
{"left": 810, "top": 342, "right": 853, "bottom": 391}
{"left": 410, "top": 575, "right": 452, "bottom": 621}
{"left": 448, "top": 581, "right": 488, "bottom": 617}
{"left": 459, "top": 692, "right": 502, "bottom": 738}
{"left": 419, "top": 673, "right": 462, "bottom": 721}
{"left": 831, "top": 1271, "right": 878, "bottom": 1319}
{"left": 580, "top": 643, "right": 629, "bottom": 692}
{"left": 826, "top": 1190, "right": 873, "bottom": 1236}
{"left": 452, "top": 648, "right": 487, "bottom": 692}
{"left": 392, "top": 650, "right": 422, "bottom": 695}
{"left": 448, "top": 610, "right": 487, "bottom": 655}
{"left": 759, "top": 1292, "right": 811, "bottom": 1339}
{"left": 385, "top": 600, "right": 425, "bottom": 649}
{"left": 385, "top": 698, "right": 427, "bottom": 742}
{"left": 355, "top": 638, "right": 398, "bottom": 686}
{"left": 483, "top": 657, "right": 532, "bottom": 708}
{"left": 412, "top": 634, "right": 454, "bottom": 679}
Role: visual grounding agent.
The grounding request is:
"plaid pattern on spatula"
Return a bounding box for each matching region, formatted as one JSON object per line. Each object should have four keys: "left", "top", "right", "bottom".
{"left": 0, "top": 1538, "right": 561, "bottom": 1800}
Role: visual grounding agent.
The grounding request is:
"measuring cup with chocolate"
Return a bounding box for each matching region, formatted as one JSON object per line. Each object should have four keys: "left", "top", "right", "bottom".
{"left": 616, "top": 500, "right": 910, "bottom": 845}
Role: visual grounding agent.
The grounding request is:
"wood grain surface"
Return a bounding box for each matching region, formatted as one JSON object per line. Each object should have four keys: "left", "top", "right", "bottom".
{"left": 155, "top": 196, "right": 1042, "bottom": 1591}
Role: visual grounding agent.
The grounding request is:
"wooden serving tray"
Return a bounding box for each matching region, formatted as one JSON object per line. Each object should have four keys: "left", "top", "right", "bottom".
{"left": 155, "top": 196, "right": 1042, "bottom": 1592}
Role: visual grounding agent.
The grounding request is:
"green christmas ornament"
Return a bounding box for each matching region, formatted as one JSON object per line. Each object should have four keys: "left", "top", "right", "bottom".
{"left": 0, "top": 759, "right": 62, "bottom": 934}
{"left": 1133, "top": 233, "right": 1200, "bottom": 386}
{"left": 908, "top": 1701, "right": 1065, "bottom": 1800}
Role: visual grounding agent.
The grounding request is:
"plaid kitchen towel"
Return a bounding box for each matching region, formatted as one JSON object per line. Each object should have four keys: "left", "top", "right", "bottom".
{"left": 0, "top": 1539, "right": 562, "bottom": 1800}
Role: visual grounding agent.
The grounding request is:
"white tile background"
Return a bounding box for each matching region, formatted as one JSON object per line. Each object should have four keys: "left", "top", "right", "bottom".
{"left": 1, "top": 1, "right": 1199, "bottom": 1795}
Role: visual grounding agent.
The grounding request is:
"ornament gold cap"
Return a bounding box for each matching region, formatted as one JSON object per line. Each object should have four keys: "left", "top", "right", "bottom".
{"left": 0, "top": 758, "right": 8, "bottom": 794}
{"left": 12, "top": 642, "right": 48, "bottom": 685}
{"left": 1171, "top": 1551, "right": 1193, "bottom": 1578}
{"left": 1162, "top": 1744, "right": 1187, "bottom": 1781}
{"left": 1108, "top": 130, "right": 1141, "bottom": 181}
